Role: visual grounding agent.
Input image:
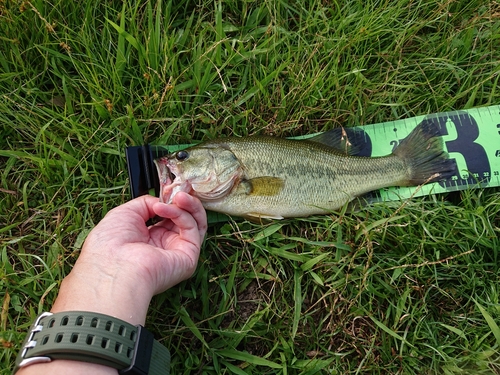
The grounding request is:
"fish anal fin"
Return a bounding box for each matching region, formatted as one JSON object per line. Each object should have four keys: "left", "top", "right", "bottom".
{"left": 244, "top": 177, "right": 285, "bottom": 196}
{"left": 345, "top": 193, "right": 377, "bottom": 213}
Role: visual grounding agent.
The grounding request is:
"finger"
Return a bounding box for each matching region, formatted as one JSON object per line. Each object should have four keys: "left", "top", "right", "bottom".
{"left": 171, "top": 192, "right": 208, "bottom": 240}
{"left": 86, "top": 196, "right": 162, "bottom": 246}
{"left": 153, "top": 201, "right": 204, "bottom": 249}
{"left": 105, "top": 195, "right": 160, "bottom": 224}
{"left": 153, "top": 192, "right": 207, "bottom": 242}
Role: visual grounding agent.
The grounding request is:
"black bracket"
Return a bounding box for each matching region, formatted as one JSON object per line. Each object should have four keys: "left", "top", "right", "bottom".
{"left": 125, "top": 145, "right": 169, "bottom": 199}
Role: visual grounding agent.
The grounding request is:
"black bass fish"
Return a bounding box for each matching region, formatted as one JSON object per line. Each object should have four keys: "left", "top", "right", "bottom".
{"left": 154, "top": 122, "right": 456, "bottom": 220}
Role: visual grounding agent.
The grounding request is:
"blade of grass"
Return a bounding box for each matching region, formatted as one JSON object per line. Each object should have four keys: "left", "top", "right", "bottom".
{"left": 292, "top": 268, "right": 302, "bottom": 340}
{"left": 369, "top": 315, "right": 415, "bottom": 349}
{"left": 177, "top": 306, "right": 209, "bottom": 349}
{"left": 474, "top": 299, "right": 500, "bottom": 347}
{"left": 216, "top": 348, "right": 283, "bottom": 369}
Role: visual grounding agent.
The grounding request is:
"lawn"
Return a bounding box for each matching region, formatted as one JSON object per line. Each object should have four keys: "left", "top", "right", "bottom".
{"left": 1, "top": 0, "right": 500, "bottom": 374}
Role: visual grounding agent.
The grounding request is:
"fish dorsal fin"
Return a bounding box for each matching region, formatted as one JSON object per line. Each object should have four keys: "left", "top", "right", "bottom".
{"left": 241, "top": 176, "right": 285, "bottom": 196}
{"left": 308, "top": 127, "right": 369, "bottom": 156}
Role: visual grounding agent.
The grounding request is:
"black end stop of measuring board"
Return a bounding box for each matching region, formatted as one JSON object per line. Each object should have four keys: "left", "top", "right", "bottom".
{"left": 125, "top": 145, "right": 169, "bottom": 199}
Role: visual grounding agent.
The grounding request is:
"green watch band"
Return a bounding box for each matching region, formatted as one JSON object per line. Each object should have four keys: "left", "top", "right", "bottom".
{"left": 13, "top": 311, "right": 170, "bottom": 375}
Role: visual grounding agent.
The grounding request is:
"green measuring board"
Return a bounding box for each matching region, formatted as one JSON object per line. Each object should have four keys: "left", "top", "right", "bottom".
{"left": 344, "top": 106, "right": 500, "bottom": 202}
{"left": 157, "top": 105, "right": 500, "bottom": 221}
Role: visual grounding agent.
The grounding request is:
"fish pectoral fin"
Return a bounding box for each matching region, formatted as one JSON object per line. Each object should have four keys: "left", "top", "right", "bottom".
{"left": 243, "top": 177, "right": 285, "bottom": 196}
{"left": 246, "top": 212, "right": 284, "bottom": 221}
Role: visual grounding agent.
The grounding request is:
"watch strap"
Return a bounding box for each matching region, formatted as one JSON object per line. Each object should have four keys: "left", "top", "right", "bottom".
{"left": 14, "top": 311, "right": 170, "bottom": 375}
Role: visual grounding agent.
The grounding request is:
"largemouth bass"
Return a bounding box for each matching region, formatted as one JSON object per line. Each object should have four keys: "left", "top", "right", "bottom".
{"left": 154, "top": 122, "right": 456, "bottom": 220}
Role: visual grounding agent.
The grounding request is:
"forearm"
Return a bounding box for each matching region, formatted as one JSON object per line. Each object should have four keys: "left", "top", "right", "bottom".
{"left": 16, "top": 263, "right": 154, "bottom": 375}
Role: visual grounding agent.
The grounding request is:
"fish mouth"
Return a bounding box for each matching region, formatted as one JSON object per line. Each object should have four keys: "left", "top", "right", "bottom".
{"left": 153, "top": 157, "right": 191, "bottom": 204}
{"left": 153, "top": 157, "right": 175, "bottom": 203}
{"left": 165, "top": 165, "right": 176, "bottom": 186}
{"left": 152, "top": 157, "right": 172, "bottom": 183}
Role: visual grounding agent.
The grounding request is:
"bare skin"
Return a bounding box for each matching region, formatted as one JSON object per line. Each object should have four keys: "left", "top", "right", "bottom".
{"left": 16, "top": 193, "right": 207, "bottom": 375}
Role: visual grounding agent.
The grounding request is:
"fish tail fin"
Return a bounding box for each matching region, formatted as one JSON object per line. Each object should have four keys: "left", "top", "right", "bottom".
{"left": 393, "top": 120, "right": 457, "bottom": 186}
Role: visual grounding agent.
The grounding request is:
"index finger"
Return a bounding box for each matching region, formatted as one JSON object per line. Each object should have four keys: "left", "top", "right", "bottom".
{"left": 171, "top": 192, "right": 208, "bottom": 239}
{"left": 153, "top": 200, "right": 206, "bottom": 250}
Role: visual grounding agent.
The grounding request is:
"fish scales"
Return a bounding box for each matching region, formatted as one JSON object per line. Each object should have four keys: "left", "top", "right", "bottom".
{"left": 202, "top": 137, "right": 408, "bottom": 218}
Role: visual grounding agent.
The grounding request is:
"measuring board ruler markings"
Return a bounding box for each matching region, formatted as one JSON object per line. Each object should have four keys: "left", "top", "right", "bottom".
{"left": 335, "top": 105, "right": 500, "bottom": 203}
{"left": 127, "top": 105, "right": 500, "bottom": 221}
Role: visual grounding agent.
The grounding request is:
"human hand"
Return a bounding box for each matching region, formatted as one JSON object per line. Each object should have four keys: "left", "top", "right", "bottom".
{"left": 51, "top": 193, "right": 207, "bottom": 325}
{"left": 79, "top": 192, "right": 207, "bottom": 294}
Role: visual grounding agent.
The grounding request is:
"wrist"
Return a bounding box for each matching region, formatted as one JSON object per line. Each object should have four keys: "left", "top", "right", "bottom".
{"left": 51, "top": 261, "right": 153, "bottom": 326}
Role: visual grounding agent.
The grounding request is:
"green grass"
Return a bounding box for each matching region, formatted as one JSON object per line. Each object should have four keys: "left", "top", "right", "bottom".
{"left": 1, "top": 0, "right": 500, "bottom": 374}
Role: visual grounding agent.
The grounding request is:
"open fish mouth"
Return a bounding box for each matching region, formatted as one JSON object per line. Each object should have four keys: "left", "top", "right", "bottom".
{"left": 153, "top": 157, "right": 174, "bottom": 203}
{"left": 154, "top": 157, "right": 191, "bottom": 203}
{"left": 164, "top": 166, "right": 175, "bottom": 187}
{"left": 153, "top": 157, "right": 172, "bottom": 184}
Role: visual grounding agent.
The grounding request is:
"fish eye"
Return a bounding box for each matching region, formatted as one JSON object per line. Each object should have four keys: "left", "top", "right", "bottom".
{"left": 175, "top": 150, "right": 189, "bottom": 161}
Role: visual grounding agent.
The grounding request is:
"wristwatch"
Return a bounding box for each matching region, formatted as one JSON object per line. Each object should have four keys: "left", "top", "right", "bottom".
{"left": 13, "top": 311, "right": 170, "bottom": 374}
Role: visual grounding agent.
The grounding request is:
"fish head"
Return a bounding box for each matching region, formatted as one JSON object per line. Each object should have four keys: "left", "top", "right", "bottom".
{"left": 154, "top": 144, "right": 243, "bottom": 203}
